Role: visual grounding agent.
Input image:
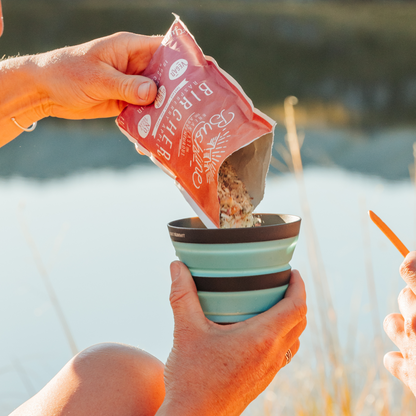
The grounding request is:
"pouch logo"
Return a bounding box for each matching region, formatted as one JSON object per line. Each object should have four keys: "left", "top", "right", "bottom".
{"left": 171, "top": 27, "right": 186, "bottom": 37}
{"left": 154, "top": 85, "right": 166, "bottom": 109}
{"left": 138, "top": 115, "right": 151, "bottom": 138}
{"left": 162, "top": 25, "right": 187, "bottom": 46}
{"left": 169, "top": 59, "right": 188, "bottom": 80}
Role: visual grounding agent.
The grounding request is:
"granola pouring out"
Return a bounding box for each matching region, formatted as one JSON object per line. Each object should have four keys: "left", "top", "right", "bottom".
{"left": 218, "top": 160, "right": 260, "bottom": 228}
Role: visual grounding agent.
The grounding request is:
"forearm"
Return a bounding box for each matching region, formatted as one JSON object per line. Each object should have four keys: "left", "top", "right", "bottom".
{"left": 0, "top": 55, "right": 49, "bottom": 147}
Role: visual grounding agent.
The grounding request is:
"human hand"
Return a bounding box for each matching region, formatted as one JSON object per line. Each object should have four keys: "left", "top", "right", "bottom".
{"left": 0, "top": 32, "right": 162, "bottom": 146}
{"left": 33, "top": 32, "right": 162, "bottom": 120}
{"left": 157, "top": 261, "right": 307, "bottom": 416}
{"left": 384, "top": 251, "right": 416, "bottom": 396}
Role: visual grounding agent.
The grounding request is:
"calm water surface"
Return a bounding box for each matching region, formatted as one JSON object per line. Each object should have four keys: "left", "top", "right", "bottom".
{"left": 0, "top": 161, "right": 414, "bottom": 413}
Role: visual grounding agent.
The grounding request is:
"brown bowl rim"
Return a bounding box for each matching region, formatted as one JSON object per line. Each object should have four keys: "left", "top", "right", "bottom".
{"left": 167, "top": 213, "right": 301, "bottom": 244}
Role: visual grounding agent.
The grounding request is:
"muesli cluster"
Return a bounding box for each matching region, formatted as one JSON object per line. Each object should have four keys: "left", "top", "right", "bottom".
{"left": 218, "top": 160, "right": 260, "bottom": 228}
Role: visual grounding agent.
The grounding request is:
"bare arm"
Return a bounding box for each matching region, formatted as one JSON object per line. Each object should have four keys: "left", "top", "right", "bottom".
{"left": 0, "top": 32, "right": 162, "bottom": 147}
{"left": 0, "top": 55, "right": 45, "bottom": 146}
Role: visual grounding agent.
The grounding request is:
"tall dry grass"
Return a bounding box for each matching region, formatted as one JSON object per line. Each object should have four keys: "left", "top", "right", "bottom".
{"left": 261, "top": 97, "right": 416, "bottom": 415}
{"left": 18, "top": 204, "right": 78, "bottom": 357}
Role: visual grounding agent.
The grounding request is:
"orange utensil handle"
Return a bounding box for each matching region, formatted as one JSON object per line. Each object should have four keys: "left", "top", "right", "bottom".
{"left": 368, "top": 210, "right": 410, "bottom": 257}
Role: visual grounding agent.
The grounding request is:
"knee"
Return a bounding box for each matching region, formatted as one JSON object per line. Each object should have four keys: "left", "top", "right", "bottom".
{"left": 74, "top": 342, "right": 164, "bottom": 374}
{"left": 72, "top": 342, "right": 165, "bottom": 414}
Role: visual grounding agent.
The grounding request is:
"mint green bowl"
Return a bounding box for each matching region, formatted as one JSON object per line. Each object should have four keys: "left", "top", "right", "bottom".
{"left": 168, "top": 214, "right": 301, "bottom": 323}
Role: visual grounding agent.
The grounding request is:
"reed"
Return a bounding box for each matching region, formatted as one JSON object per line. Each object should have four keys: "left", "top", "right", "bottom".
{"left": 17, "top": 204, "right": 78, "bottom": 358}
{"left": 262, "top": 97, "right": 415, "bottom": 415}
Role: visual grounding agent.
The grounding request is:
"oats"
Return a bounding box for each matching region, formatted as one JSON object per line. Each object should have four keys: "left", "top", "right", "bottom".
{"left": 217, "top": 160, "right": 259, "bottom": 228}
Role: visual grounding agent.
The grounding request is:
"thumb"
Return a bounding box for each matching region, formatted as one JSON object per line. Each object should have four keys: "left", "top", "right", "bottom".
{"left": 169, "top": 261, "right": 206, "bottom": 325}
{"left": 103, "top": 72, "right": 158, "bottom": 106}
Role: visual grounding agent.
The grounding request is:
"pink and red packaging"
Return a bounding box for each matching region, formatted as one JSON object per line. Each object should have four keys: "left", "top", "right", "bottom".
{"left": 117, "top": 15, "right": 275, "bottom": 228}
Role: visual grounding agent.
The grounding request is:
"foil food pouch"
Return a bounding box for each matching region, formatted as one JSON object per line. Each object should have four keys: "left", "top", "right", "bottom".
{"left": 116, "top": 15, "right": 275, "bottom": 228}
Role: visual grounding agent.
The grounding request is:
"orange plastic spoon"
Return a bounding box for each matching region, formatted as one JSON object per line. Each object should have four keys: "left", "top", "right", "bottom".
{"left": 368, "top": 210, "right": 410, "bottom": 257}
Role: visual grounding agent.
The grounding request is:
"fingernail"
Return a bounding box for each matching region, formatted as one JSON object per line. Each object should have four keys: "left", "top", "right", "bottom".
{"left": 138, "top": 82, "right": 151, "bottom": 101}
{"left": 170, "top": 262, "right": 181, "bottom": 281}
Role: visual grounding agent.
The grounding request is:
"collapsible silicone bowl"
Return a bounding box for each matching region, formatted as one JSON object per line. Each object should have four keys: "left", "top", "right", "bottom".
{"left": 168, "top": 213, "right": 301, "bottom": 323}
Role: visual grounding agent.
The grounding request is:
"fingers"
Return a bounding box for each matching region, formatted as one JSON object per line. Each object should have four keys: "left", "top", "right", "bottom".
{"left": 281, "top": 339, "right": 300, "bottom": 368}
{"left": 147, "top": 35, "right": 164, "bottom": 54}
{"left": 384, "top": 313, "right": 405, "bottom": 345}
{"left": 111, "top": 34, "right": 162, "bottom": 105}
{"left": 123, "top": 34, "right": 163, "bottom": 62}
{"left": 100, "top": 32, "right": 162, "bottom": 73}
{"left": 284, "top": 317, "right": 307, "bottom": 350}
{"left": 169, "top": 261, "right": 206, "bottom": 326}
{"left": 284, "top": 269, "right": 306, "bottom": 302}
{"left": 398, "top": 286, "right": 416, "bottom": 332}
{"left": 102, "top": 71, "right": 158, "bottom": 107}
{"left": 255, "top": 270, "right": 307, "bottom": 336}
{"left": 400, "top": 251, "right": 416, "bottom": 294}
{"left": 384, "top": 351, "right": 406, "bottom": 383}
{"left": 289, "top": 339, "right": 301, "bottom": 359}
{"left": 384, "top": 281, "right": 416, "bottom": 392}
{"left": 276, "top": 318, "right": 306, "bottom": 371}
{"left": 91, "top": 33, "right": 162, "bottom": 107}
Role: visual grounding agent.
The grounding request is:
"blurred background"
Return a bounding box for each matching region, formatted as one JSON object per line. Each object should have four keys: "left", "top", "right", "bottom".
{"left": 1, "top": 0, "right": 416, "bottom": 414}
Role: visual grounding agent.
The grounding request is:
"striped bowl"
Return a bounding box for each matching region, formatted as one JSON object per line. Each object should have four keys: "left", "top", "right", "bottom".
{"left": 167, "top": 214, "right": 301, "bottom": 323}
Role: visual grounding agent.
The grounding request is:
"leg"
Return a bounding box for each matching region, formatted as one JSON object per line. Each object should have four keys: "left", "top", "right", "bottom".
{"left": 10, "top": 342, "right": 165, "bottom": 416}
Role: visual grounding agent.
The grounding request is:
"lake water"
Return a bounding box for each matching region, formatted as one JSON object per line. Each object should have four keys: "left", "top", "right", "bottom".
{"left": 1, "top": 153, "right": 415, "bottom": 413}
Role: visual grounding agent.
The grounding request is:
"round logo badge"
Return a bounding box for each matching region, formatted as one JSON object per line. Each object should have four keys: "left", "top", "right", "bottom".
{"left": 169, "top": 59, "right": 188, "bottom": 80}
{"left": 154, "top": 85, "right": 166, "bottom": 109}
{"left": 138, "top": 114, "right": 151, "bottom": 138}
